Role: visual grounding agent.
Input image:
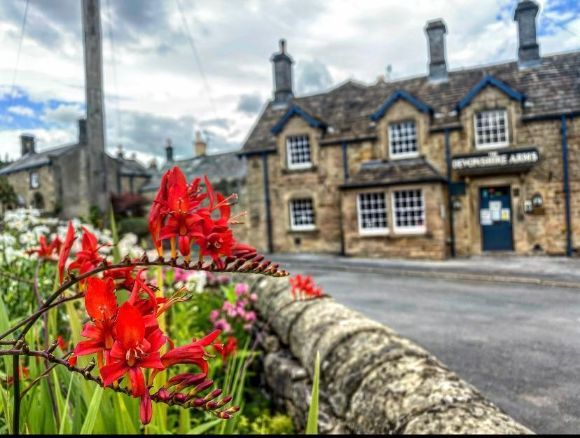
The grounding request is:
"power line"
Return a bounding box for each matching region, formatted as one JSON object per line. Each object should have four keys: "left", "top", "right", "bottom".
{"left": 10, "top": 0, "right": 30, "bottom": 98}
{"left": 174, "top": 0, "right": 218, "bottom": 120}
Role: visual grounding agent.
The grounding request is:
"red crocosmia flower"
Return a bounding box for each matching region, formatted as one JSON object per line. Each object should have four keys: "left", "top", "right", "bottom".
{"left": 57, "top": 335, "right": 67, "bottom": 351}
{"left": 289, "top": 274, "right": 323, "bottom": 300}
{"left": 193, "top": 218, "right": 235, "bottom": 268}
{"left": 100, "top": 303, "right": 165, "bottom": 397}
{"left": 103, "top": 266, "right": 136, "bottom": 292}
{"left": 58, "top": 222, "right": 76, "bottom": 283}
{"left": 216, "top": 336, "right": 237, "bottom": 362}
{"left": 28, "top": 235, "right": 62, "bottom": 259}
{"left": 160, "top": 329, "right": 221, "bottom": 375}
{"left": 72, "top": 277, "right": 118, "bottom": 367}
{"left": 159, "top": 168, "right": 205, "bottom": 261}
{"left": 69, "top": 227, "right": 103, "bottom": 276}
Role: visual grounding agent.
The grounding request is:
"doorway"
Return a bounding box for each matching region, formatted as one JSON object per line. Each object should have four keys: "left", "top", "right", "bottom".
{"left": 479, "top": 186, "right": 514, "bottom": 251}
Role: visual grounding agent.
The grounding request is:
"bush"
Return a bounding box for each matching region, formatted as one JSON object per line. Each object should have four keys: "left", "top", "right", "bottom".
{"left": 118, "top": 216, "right": 149, "bottom": 238}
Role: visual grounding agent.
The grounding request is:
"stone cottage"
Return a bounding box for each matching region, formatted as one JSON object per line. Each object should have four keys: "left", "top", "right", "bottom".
{"left": 240, "top": 0, "right": 580, "bottom": 259}
{"left": 0, "top": 120, "right": 151, "bottom": 218}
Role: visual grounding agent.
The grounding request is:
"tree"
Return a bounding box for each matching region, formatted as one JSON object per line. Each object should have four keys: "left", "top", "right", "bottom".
{"left": 0, "top": 177, "right": 17, "bottom": 215}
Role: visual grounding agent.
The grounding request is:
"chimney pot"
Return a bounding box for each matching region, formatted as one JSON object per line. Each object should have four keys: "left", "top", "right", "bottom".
{"left": 20, "top": 134, "right": 35, "bottom": 156}
{"left": 194, "top": 131, "right": 207, "bottom": 157}
{"left": 116, "top": 144, "right": 124, "bottom": 159}
{"left": 78, "top": 119, "right": 87, "bottom": 144}
{"left": 165, "top": 138, "right": 174, "bottom": 163}
{"left": 271, "top": 39, "right": 294, "bottom": 105}
{"left": 425, "top": 19, "right": 448, "bottom": 82}
{"left": 514, "top": 0, "right": 540, "bottom": 67}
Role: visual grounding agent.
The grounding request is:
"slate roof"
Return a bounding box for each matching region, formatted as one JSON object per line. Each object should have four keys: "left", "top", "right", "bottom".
{"left": 0, "top": 143, "right": 81, "bottom": 176}
{"left": 340, "top": 157, "right": 446, "bottom": 189}
{"left": 242, "top": 51, "right": 580, "bottom": 154}
{"left": 140, "top": 150, "right": 246, "bottom": 193}
{"left": 116, "top": 157, "right": 151, "bottom": 177}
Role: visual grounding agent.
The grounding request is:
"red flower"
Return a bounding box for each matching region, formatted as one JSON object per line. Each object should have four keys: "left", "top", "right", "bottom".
{"left": 58, "top": 222, "right": 76, "bottom": 283}
{"left": 140, "top": 394, "right": 153, "bottom": 425}
{"left": 160, "top": 329, "right": 221, "bottom": 375}
{"left": 69, "top": 227, "right": 103, "bottom": 276}
{"left": 100, "top": 303, "right": 165, "bottom": 397}
{"left": 289, "top": 274, "right": 323, "bottom": 300}
{"left": 57, "top": 335, "right": 67, "bottom": 351}
{"left": 192, "top": 218, "right": 235, "bottom": 268}
{"left": 27, "top": 235, "right": 62, "bottom": 259}
{"left": 72, "top": 277, "right": 118, "bottom": 366}
{"left": 215, "top": 336, "right": 237, "bottom": 362}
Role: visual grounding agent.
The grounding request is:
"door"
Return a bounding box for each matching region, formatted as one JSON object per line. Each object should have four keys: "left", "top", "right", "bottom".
{"left": 479, "top": 186, "right": 513, "bottom": 251}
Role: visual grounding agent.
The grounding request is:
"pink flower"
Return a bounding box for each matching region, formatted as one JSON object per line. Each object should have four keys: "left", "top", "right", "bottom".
{"left": 243, "top": 311, "right": 256, "bottom": 323}
{"left": 234, "top": 283, "right": 249, "bottom": 297}
{"left": 214, "top": 319, "right": 231, "bottom": 334}
{"left": 209, "top": 310, "right": 219, "bottom": 322}
{"left": 250, "top": 293, "right": 257, "bottom": 302}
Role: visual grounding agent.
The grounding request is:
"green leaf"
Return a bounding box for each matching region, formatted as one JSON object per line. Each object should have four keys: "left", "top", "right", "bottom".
{"left": 305, "top": 351, "right": 320, "bottom": 435}
{"left": 109, "top": 206, "right": 121, "bottom": 264}
{"left": 79, "top": 386, "right": 103, "bottom": 434}
{"left": 188, "top": 418, "right": 222, "bottom": 435}
{"left": 58, "top": 374, "right": 75, "bottom": 434}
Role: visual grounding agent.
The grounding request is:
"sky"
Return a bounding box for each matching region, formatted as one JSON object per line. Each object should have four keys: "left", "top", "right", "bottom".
{"left": 0, "top": 0, "right": 578, "bottom": 165}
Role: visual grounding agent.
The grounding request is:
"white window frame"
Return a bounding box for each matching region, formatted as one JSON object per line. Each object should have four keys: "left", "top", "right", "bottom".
{"left": 286, "top": 134, "right": 312, "bottom": 170}
{"left": 289, "top": 198, "right": 316, "bottom": 231}
{"left": 357, "top": 192, "right": 389, "bottom": 236}
{"left": 388, "top": 120, "right": 419, "bottom": 159}
{"left": 391, "top": 189, "right": 426, "bottom": 234}
{"left": 474, "top": 109, "right": 509, "bottom": 149}
{"left": 30, "top": 171, "right": 40, "bottom": 189}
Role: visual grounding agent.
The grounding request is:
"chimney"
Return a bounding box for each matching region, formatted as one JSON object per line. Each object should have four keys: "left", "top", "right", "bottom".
{"left": 194, "top": 131, "right": 207, "bottom": 157}
{"left": 425, "top": 19, "right": 448, "bottom": 82}
{"left": 116, "top": 144, "right": 124, "bottom": 159}
{"left": 20, "top": 134, "right": 35, "bottom": 156}
{"left": 514, "top": 0, "right": 540, "bottom": 67}
{"left": 270, "top": 39, "right": 294, "bottom": 104}
{"left": 165, "top": 138, "right": 174, "bottom": 163}
{"left": 148, "top": 158, "right": 158, "bottom": 171}
{"left": 78, "top": 119, "right": 87, "bottom": 144}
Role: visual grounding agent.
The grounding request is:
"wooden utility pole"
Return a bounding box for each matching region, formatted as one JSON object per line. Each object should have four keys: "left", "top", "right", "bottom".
{"left": 81, "top": 0, "right": 108, "bottom": 213}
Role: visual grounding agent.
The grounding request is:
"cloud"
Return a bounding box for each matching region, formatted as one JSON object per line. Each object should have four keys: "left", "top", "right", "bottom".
{"left": 0, "top": 0, "right": 578, "bottom": 162}
{"left": 237, "top": 94, "right": 263, "bottom": 115}
{"left": 7, "top": 106, "right": 35, "bottom": 117}
{"left": 295, "top": 59, "right": 333, "bottom": 94}
{"left": 42, "top": 102, "right": 84, "bottom": 125}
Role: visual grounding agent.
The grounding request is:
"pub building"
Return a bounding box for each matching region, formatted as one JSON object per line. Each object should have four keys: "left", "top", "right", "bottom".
{"left": 240, "top": 0, "right": 580, "bottom": 260}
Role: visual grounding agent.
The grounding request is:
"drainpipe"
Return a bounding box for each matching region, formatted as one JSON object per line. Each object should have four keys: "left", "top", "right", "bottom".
{"left": 444, "top": 129, "right": 456, "bottom": 258}
{"left": 261, "top": 152, "right": 274, "bottom": 254}
{"left": 561, "top": 115, "right": 573, "bottom": 257}
{"left": 339, "top": 141, "right": 349, "bottom": 256}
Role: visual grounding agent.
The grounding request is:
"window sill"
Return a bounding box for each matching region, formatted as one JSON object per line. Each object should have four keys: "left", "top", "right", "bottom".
{"left": 283, "top": 165, "right": 317, "bottom": 174}
{"left": 358, "top": 231, "right": 390, "bottom": 237}
{"left": 288, "top": 227, "right": 319, "bottom": 234}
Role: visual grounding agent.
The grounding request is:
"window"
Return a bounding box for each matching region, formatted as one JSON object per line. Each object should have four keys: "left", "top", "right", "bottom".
{"left": 30, "top": 171, "right": 39, "bottom": 189}
{"left": 289, "top": 198, "right": 315, "bottom": 230}
{"left": 286, "top": 135, "right": 312, "bottom": 169}
{"left": 392, "top": 189, "right": 426, "bottom": 233}
{"left": 474, "top": 109, "right": 508, "bottom": 148}
{"left": 357, "top": 192, "right": 388, "bottom": 235}
{"left": 389, "top": 121, "right": 418, "bottom": 158}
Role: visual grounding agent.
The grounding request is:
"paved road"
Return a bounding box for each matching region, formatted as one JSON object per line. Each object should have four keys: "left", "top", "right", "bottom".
{"left": 284, "top": 262, "right": 580, "bottom": 434}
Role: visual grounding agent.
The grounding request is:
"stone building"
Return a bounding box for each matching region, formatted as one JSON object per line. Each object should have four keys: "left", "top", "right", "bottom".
{"left": 240, "top": 0, "right": 580, "bottom": 259}
{"left": 0, "top": 120, "right": 151, "bottom": 218}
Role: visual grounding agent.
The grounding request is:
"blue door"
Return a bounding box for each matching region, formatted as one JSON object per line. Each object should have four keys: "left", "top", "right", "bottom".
{"left": 479, "top": 186, "right": 514, "bottom": 251}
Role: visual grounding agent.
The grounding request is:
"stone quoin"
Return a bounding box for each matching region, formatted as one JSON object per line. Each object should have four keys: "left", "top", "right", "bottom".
{"left": 239, "top": 0, "right": 580, "bottom": 259}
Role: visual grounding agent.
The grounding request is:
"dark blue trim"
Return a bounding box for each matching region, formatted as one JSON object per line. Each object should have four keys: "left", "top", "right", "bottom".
{"left": 457, "top": 75, "right": 525, "bottom": 111}
{"left": 271, "top": 105, "right": 327, "bottom": 135}
{"left": 237, "top": 148, "right": 276, "bottom": 158}
{"left": 561, "top": 115, "right": 573, "bottom": 257}
{"left": 444, "top": 129, "right": 456, "bottom": 258}
{"left": 370, "top": 90, "right": 433, "bottom": 122}
{"left": 261, "top": 152, "right": 273, "bottom": 254}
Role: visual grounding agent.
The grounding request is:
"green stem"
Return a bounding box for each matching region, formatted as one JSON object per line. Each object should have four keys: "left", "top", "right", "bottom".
{"left": 12, "top": 353, "right": 20, "bottom": 435}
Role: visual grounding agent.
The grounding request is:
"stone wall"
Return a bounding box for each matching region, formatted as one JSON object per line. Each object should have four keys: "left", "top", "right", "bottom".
{"left": 248, "top": 274, "right": 532, "bottom": 434}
